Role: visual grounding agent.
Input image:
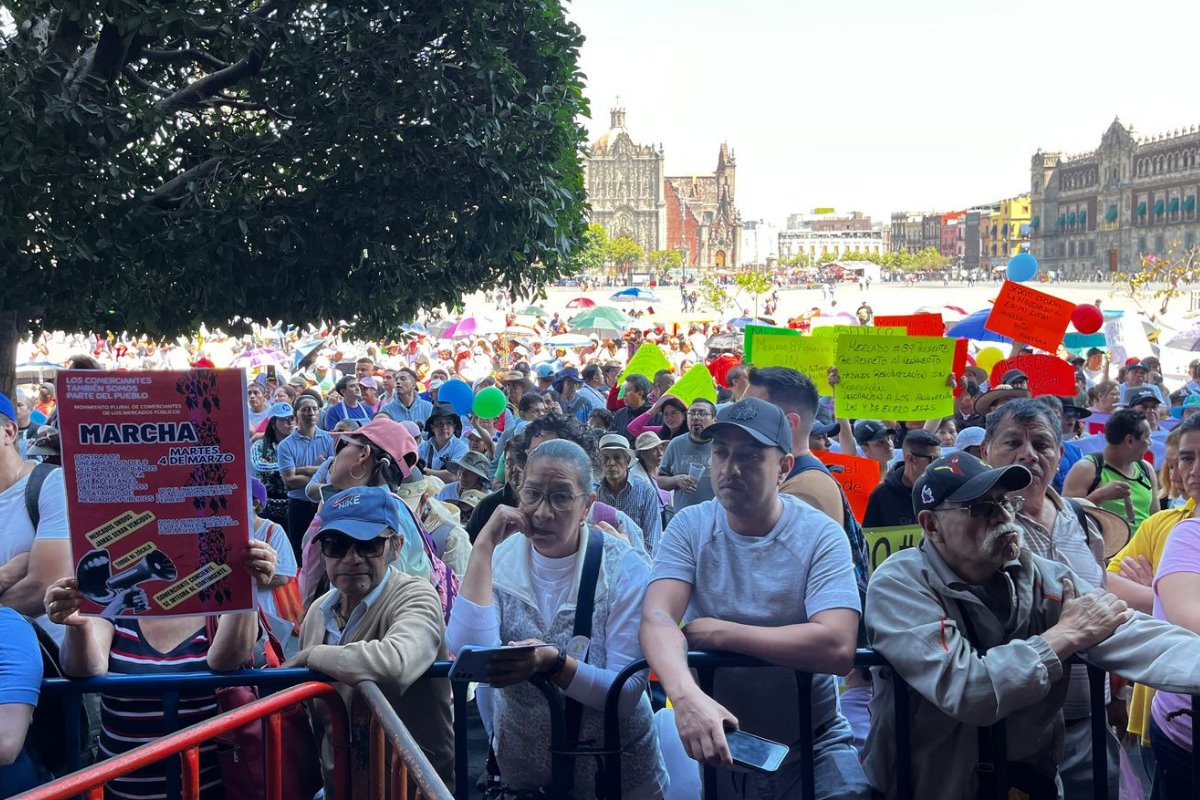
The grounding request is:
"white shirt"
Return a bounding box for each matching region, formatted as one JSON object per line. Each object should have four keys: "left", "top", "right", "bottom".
{"left": 0, "top": 466, "right": 69, "bottom": 643}
{"left": 251, "top": 517, "right": 297, "bottom": 622}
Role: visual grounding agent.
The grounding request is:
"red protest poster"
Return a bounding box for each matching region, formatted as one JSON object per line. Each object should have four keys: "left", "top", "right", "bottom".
{"left": 989, "top": 354, "right": 1075, "bottom": 396}
{"left": 57, "top": 370, "right": 254, "bottom": 619}
{"left": 815, "top": 449, "right": 881, "bottom": 524}
{"left": 984, "top": 281, "right": 1074, "bottom": 353}
{"left": 875, "top": 313, "right": 945, "bottom": 338}
{"left": 952, "top": 338, "right": 968, "bottom": 396}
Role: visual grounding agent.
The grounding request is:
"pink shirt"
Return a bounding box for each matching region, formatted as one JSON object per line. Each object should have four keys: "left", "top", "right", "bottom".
{"left": 1151, "top": 518, "right": 1200, "bottom": 748}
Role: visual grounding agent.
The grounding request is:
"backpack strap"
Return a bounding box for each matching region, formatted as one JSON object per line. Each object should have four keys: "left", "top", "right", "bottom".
{"left": 1085, "top": 452, "right": 1105, "bottom": 496}
{"left": 23, "top": 463, "right": 59, "bottom": 531}
{"left": 556, "top": 527, "right": 605, "bottom": 796}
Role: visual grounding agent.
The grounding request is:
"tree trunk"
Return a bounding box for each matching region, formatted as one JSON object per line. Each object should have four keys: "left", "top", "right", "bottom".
{"left": 0, "top": 310, "right": 18, "bottom": 400}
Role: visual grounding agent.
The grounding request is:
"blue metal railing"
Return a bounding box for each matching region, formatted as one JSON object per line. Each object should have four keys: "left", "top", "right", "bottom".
{"left": 40, "top": 651, "right": 1193, "bottom": 800}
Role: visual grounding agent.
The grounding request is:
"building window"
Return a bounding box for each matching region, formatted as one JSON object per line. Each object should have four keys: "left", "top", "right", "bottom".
{"left": 1139, "top": 236, "right": 1147, "bottom": 254}
{"left": 1155, "top": 234, "right": 1165, "bottom": 254}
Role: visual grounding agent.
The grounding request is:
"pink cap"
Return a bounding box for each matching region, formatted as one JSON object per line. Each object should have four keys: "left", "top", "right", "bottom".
{"left": 331, "top": 417, "right": 419, "bottom": 478}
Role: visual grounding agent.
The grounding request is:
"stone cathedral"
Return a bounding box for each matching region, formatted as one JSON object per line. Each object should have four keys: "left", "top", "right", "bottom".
{"left": 584, "top": 105, "right": 741, "bottom": 270}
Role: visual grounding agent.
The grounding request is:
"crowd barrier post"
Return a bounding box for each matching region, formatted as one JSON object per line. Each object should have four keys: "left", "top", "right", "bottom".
{"left": 351, "top": 681, "right": 454, "bottom": 800}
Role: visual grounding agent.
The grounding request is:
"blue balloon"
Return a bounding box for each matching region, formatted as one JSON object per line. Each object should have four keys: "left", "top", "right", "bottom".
{"left": 1006, "top": 253, "right": 1039, "bottom": 282}
{"left": 438, "top": 379, "right": 474, "bottom": 416}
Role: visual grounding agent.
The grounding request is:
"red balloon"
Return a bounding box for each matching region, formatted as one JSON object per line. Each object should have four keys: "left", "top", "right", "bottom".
{"left": 1072, "top": 303, "right": 1103, "bottom": 335}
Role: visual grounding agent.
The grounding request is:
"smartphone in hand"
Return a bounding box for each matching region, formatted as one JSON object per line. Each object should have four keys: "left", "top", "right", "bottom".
{"left": 726, "top": 730, "right": 789, "bottom": 774}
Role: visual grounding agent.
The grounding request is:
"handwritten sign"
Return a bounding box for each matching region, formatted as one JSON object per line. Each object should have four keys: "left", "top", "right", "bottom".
{"left": 874, "top": 313, "right": 945, "bottom": 338}
{"left": 989, "top": 354, "right": 1075, "bottom": 396}
{"left": 815, "top": 449, "right": 881, "bottom": 524}
{"left": 863, "top": 525, "right": 924, "bottom": 575}
{"left": 743, "top": 325, "right": 835, "bottom": 395}
{"left": 58, "top": 369, "right": 254, "bottom": 619}
{"left": 984, "top": 281, "right": 1075, "bottom": 353}
{"left": 812, "top": 325, "right": 903, "bottom": 338}
{"left": 834, "top": 335, "right": 956, "bottom": 419}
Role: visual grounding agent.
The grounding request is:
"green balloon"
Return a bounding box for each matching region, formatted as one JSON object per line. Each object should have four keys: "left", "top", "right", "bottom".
{"left": 472, "top": 386, "right": 507, "bottom": 419}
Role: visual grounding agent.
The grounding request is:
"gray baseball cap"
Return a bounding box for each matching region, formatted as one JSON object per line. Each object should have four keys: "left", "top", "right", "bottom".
{"left": 699, "top": 398, "right": 791, "bottom": 453}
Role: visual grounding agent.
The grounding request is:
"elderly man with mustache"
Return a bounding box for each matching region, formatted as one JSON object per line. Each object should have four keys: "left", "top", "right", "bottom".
{"left": 862, "top": 450, "right": 1200, "bottom": 800}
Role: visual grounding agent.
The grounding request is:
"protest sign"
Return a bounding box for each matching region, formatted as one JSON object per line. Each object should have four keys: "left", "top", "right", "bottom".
{"left": 952, "top": 338, "right": 969, "bottom": 396}
{"left": 833, "top": 335, "right": 956, "bottom": 419}
{"left": 812, "top": 325, "right": 903, "bottom": 338}
{"left": 743, "top": 325, "right": 835, "bottom": 395}
{"left": 620, "top": 342, "right": 673, "bottom": 383}
{"left": 862, "top": 525, "right": 924, "bottom": 575}
{"left": 989, "top": 354, "right": 1075, "bottom": 396}
{"left": 874, "top": 313, "right": 945, "bottom": 338}
{"left": 984, "top": 281, "right": 1074, "bottom": 353}
{"left": 1103, "top": 314, "right": 1151, "bottom": 367}
{"left": 668, "top": 363, "right": 718, "bottom": 404}
{"left": 1063, "top": 332, "right": 1106, "bottom": 354}
{"left": 814, "top": 449, "right": 881, "bottom": 524}
{"left": 57, "top": 370, "right": 254, "bottom": 619}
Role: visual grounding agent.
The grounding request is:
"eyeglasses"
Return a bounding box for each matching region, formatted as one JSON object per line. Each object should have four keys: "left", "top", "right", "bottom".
{"left": 687, "top": 410, "right": 713, "bottom": 418}
{"left": 518, "top": 487, "right": 586, "bottom": 512}
{"left": 937, "top": 496, "right": 1024, "bottom": 519}
{"left": 336, "top": 439, "right": 368, "bottom": 455}
{"left": 318, "top": 533, "right": 392, "bottom": 559}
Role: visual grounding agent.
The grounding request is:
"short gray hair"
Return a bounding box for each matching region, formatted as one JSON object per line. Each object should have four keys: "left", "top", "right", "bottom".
{"left": 983, "top": 398, "right": 1063, "bottom": 447}
{"left": 525, "top": 438, "right": 594, "bottom": 494}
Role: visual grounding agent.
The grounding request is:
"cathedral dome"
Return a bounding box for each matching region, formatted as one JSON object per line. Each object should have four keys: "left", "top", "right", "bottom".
{"left": 591, "top": 107, "right": 628, "bottom": 155}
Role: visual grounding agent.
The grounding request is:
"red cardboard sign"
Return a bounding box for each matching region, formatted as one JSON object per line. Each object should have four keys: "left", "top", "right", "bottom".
{"left": 984, "top": 281, "right": 1075, "bottom": 353}
{"left": 875, "top": 313, "right": 945, "bottom": 338}
{"left": 989, "top": 354, "right": 1076, "bottom": 396}
{"left": 952, "top": 338, "right": 968, "bottom": 396}
{"left": 57, "top": 369, "right": 254, "bottom": 619}
{"left": 815, "top": 449, "right": 882, "bottom": 524}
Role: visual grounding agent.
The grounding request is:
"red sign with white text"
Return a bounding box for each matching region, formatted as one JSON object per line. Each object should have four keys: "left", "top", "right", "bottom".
{"left": 989, "top": 354, "right": 1076, "bottom": 396}
{"left": 57, "top": 370, "right": 254, "bottom": 618}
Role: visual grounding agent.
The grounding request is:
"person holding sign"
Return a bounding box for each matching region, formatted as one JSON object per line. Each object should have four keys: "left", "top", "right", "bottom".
{"left": 44, "top": 543, "right": 274, "bottom": 800}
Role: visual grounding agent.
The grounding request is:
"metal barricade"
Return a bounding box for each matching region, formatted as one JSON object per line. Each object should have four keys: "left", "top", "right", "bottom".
{"left": 352, "top": 681, "right": 455, "bottom": 800}
{"left": 12, "top": 681, "right": 349, "bottom": 800}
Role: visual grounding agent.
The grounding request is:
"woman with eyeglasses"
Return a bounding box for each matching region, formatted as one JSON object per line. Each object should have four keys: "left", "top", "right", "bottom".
{"left": 296, "top": 418, "right": 457, "bottom": 622}
{"left": 626, "top": 394, "right": 689, "bottom": 441}
{"left": 447, "top": 439, "right": 666, "bottom": 798}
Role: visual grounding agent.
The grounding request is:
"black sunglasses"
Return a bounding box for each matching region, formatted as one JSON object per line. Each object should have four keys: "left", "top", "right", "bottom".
{"left": 318, "top": 533, "right": 391, "bottom": 559}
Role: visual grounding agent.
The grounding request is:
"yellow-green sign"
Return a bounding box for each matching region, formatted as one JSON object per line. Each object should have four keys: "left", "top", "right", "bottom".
{"left": 834, "top": 334, "right": 955, "bottom": 420}
{"left": 862, "top": 525, "right": 923, "bottom": 575}
{"left": 742, "top": 325, "right": 834, "bottom": 395}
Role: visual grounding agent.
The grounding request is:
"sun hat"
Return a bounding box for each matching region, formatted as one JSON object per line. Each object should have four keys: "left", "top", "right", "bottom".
{"left": 330, "top": 417, "right": 419, "bottom": 478}
{"left": 634, "top": 431, "right": 665, "bottom": 451}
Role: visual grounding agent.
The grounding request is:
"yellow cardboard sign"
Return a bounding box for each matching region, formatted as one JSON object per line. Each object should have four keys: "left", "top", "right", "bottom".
{"left": 812, "top": 325, "right": 903, "bottom": 338}
{"left": 668, "top": 364, "right": 718, "bottom": 404}
{"left": 85, "top": 511, "right": 156, "bottom": 550}
{"left": 863, "top": 525, "right": 924, "bottom": 575}
{"left": 619, "top": 342, "right": 673, "bottom": 383}
{"left": 742, "top": 325, "right": 835, "bottom": 395}
{"left": 154, "top": 562, "right": 233, "bottom": 610}
{"left": 834, "top": 334, "right": 955, "bottom": 419}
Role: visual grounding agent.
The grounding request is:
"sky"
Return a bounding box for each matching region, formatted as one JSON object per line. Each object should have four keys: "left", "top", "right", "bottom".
{"left": 569, "top": 0, "right": 1200, "bottom": 227}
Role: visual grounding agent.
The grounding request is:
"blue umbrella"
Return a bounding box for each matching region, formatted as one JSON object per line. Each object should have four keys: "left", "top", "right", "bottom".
{"left": 610, "top": 287, "right": 659, "bottom": 304}
{"left": 726, "top": 316, "right": 773, "bottom": 330}
{"left": 291, "top": 339, "right": 325, "bottom": 369}
{"left": 945, "top": 309, "right": 1012, "bottom": 344}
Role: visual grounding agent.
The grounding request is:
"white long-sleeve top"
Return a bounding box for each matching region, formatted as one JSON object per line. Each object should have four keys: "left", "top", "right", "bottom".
{"left": 447, "top": 545, "right": 651, "bottom": 718}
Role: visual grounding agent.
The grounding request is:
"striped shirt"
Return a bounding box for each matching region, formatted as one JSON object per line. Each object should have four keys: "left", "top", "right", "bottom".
{"left": 100, "top": 621, "right": 223, "bottom": 800}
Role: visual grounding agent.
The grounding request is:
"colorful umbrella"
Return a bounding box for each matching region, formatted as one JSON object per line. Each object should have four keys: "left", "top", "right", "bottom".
{"left": 290, "top": 339, "right": 325, "bottom": 370}
{"left": 726, "top": 316, "right": 774, "bottom": 330}
{"left": 442, "top": 316, "right": 502, "bottom": 338}
{"left": 610, "top": 287, "right": 659, "bottom": 304}
{"left": 566, "top": 297, "right": 596, "bottom": 309}
{"left": 515, "top": 305, "right": 548, "bottom": 317}
{"left": 231, "top": 348, "right": 289, "bottom": 369}
{"left": 945, "top": 309, "right": 1012, "bottom": 344}
{"left": 545, "top": 333, "right": 592, "bottom": 348}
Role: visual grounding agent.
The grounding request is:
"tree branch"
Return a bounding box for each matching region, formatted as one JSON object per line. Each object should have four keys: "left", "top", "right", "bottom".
{"left": 141, "top": 156, "right": 227, "bottom": 207}
{"left": 122, "top": 65, "right": 169, "bottom": 96}
{"left": 140, "top": 47, "right": 230, "bottom": 71}
{"left": 90, "top": 21, "right": 132, "bottom": 84}
{"left": 49, "top": 14, "right": 83, "bottom": 60}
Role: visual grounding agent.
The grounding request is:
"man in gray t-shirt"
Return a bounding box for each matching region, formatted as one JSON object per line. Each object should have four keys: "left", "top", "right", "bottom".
{"left": 658, "top": 399, "right": 717, "bottom": 512}
{"left": 641, "top": 398, "right": 868, "bottom": 799}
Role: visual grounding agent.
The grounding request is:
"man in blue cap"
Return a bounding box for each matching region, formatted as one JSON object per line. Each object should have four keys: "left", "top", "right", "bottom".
{"left": 287, "top": 485, "right": 454, "bottom": 787}
{"left": 552, "top": 367, "right": 592, "bottom": 424}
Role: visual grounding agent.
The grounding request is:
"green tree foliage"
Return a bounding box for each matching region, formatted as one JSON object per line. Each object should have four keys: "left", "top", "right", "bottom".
{"left": 732, "top": 270, "right": 773, "bottom": 315}
{"left": 695, "top": 277, "right": 732, "bottom": 316}
{"left": 0, "top": 1, "right": 589, "bottom": 393}
{"left": 572, "top": 223, "right": 609, "bottom": 274}
{"left": 646, "top": 249, "right": 682, "bottom": 277}
{"left": 606, "top": 235, "right": 643, "bottom": 282}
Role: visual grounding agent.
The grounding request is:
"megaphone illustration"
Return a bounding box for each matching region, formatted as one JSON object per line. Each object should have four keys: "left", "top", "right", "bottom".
{"left": 107, "top": 550, "right": 178, "bottom": 592}
{"left": 77, "top": 549, "right": 116, "bottom": 603}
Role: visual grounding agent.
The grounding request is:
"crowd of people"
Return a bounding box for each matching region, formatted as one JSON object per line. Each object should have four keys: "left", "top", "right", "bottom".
{"left": 7, "top": 316, "right": 1200, "bottom": 799}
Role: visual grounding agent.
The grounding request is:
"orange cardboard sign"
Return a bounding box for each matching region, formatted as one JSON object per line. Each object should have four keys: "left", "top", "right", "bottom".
{"left": 815, "top": 449, "right": 881, "bottom": 524}
{"left": 989, "top": 354, "right": 1075, "bottom": 396}
{"left": 874, "top": 313, "right": 945, "bottom": 338}
{"left": 984, "top": 281, "right": 1074, "bottom": 353}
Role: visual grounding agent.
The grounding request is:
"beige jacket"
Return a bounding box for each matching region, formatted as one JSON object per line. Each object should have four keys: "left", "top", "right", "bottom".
{"left": 300, "top": 568, "right": 455, "bottom": 789}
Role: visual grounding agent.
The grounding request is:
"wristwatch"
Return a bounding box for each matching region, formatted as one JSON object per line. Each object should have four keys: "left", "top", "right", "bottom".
{"left": 540, "top": 646, "right": 567, "bottom": 679}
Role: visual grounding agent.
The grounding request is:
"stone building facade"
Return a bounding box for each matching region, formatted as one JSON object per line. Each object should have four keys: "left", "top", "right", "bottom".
{"left": 1031, "top": 117, "right": 1200, "bottom": 280}
{"left": 584, "top": 106, "right": 741, "bottom": 270}
{"left": 584, "top": 107, "right": 666, "bottom": 256}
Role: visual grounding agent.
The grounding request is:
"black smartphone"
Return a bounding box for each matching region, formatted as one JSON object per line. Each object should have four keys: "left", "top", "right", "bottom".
{"left": 726, "top": 730, "right": 789, "bottom": 774}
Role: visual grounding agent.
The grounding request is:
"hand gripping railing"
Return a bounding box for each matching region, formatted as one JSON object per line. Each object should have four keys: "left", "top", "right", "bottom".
{"left": 353, "top": 681, "right": 455, "bottom": 800}
{"left": 11, "top": 680, "right": 349, "bottom": 800}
